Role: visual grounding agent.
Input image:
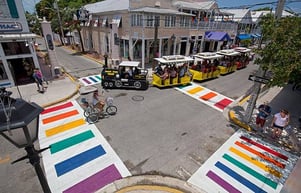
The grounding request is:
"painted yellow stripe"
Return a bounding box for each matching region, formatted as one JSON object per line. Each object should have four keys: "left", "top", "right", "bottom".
{"left": 116, "top": 185, "right": 184, "bottom": 193}
{"left": 0, "top": 155, "right": 10, "bottom": 164}
{"left": 45, "top": 119, "right": 86, "bottom": 137}
{"left": 238, "top": 95, "right": 250, "bottom": 106}
{"left": 229, "top": 147, "right": 282, "bottom": 178}
{"left": 187, "top": 86, "right": 204, "bottom": 94}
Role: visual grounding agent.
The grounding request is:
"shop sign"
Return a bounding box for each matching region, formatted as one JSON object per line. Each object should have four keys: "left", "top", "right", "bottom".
{"left": 0, "top": 22, "right": 22, "bottom": 32}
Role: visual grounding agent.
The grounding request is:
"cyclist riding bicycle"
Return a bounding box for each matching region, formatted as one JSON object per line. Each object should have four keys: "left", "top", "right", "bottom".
{"left": 92, "top": 90, "right": 105, "bottom": 112}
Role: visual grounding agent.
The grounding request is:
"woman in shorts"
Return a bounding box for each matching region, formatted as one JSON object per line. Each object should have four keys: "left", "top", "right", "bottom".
{"left": 271, "top": 109, "right": 289, "bottom": 138}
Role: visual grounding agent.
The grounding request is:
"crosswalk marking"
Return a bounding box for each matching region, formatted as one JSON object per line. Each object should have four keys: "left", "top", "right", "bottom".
{"left": 176, "top": 82, "right": 234, "bottom": 112}
{"left": 79, "top": 74, "right": 102, "bottom": 86}
{"left": 39, "top": 100, "right": 130, "bottom": 193}
{"left": 188, "top": 130, "right": 298, "bottom": 193}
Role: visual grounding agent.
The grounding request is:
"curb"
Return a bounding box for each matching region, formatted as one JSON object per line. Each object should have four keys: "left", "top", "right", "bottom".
{"left": 41, "top": 73, "right": 80, "bottom": 108}
{"left": 96, "top": 175, "right": 206, "bottom": 193}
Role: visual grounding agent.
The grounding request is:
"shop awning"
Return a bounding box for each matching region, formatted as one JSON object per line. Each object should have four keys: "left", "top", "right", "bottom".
{"left": 251, "top": 33, "right": 261, "bottom": 38}
{"left": 205, "top": 31, "right": 231, "bottom": 41}
{"left": 0, "top": 33, "right": 36, "bottom": 40}
{"left": 237, "top": 34, "right": 252, "bottom": 40}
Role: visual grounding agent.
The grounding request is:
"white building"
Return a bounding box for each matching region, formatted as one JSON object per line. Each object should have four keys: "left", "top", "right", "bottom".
{"left": 0, "top": 0, "right": 39, "bottom": 87}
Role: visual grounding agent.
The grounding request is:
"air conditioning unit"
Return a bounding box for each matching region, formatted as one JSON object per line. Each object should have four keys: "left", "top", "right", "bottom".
{"left": 155, "top": 1, "right": 160, "bottom": 7}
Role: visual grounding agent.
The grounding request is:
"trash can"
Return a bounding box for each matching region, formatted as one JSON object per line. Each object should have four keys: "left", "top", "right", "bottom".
{"left": 54, "top": 66, "right": 62, "bottom": 76}
{"left": 79, "top": 86, "right": 98, "bottom": 106}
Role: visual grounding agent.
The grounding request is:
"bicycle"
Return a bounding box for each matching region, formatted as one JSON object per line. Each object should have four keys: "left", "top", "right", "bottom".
{"left": 83, "top": 96, "right": 117, "bottom": 124}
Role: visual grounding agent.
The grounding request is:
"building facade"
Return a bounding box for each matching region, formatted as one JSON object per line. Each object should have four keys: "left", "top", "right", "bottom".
{"left": 82, "top": 0, "right": 238, "bottom": 68}
{"left": 0, "top": 0, "right": 39, "bottom": 87}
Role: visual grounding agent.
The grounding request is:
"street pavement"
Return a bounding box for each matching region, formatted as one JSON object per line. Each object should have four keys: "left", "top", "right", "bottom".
{"left": 3, "top": 50, "right": 301, "bottom": 193}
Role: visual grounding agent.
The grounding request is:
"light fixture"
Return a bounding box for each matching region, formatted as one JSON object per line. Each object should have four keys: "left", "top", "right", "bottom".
{"left": 0, "top": 87, "right": 51, "bottom": 193}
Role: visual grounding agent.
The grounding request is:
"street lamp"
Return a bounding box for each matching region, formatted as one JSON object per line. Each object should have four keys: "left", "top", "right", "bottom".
{"left": 0, "top": 88, "right": 51, "bottom": 193}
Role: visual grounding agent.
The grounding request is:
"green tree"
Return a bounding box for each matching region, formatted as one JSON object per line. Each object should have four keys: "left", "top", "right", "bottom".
{"left": 25, "top": 11, "right": 42, "bottom": 35}
{"left": 255, "top": 14, "right": 301, "bottom": 87}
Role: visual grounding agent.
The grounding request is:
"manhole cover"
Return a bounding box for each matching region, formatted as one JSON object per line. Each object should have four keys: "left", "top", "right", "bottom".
{"left": 132, "top": 95, "right": 144, "bottom": 101}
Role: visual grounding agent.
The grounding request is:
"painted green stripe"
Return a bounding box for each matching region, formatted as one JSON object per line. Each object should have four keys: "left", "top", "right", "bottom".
{"left": 95, "top": 75, "right": 102, "bottom": 80}
{"left": 50, "top": 130, "right": 95, "bottom": 154}
{"left": 7, "top": 0, "right": 19, "bottom": 18}
{"left": 223, "top": 154, "right": 278, "bottom": 189}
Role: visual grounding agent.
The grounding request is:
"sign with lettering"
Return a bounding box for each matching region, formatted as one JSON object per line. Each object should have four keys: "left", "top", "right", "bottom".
{"left": 0, "top": 22, "right": 22, "bottom": 32}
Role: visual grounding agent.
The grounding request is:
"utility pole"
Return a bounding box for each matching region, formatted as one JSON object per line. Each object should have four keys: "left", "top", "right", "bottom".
{"left": 54, "top": 0, "right": 65, "bottom": 46}
{"left": 152, "top": 16, "right": 159, "bottom": 70}
{"left": 244, "top": 0, "right": 285, "bottom": 123}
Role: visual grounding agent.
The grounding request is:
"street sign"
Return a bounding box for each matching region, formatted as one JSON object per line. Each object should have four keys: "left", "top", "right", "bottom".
{"left": 248, "top": 74, "right": 269, "bottom": 84}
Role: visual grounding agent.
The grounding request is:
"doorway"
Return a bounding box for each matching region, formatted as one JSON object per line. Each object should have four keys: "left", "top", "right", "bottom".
{"left": 7, "top": 57, "right": 35, "bottom": 85}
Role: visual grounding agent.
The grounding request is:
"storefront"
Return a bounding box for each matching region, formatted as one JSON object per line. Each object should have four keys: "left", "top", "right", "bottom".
{"left": 0, "top": 0, "right": 40, "bottom": 87}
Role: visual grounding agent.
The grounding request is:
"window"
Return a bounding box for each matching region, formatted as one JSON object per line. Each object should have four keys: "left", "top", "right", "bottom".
{"left": 0, "top": 61, "right": 8, "bottom": 80}
{"left": 180, "top": 16, "right": 189, "bottom": 27}
{"left": 2, "top": 42, "right": 31, "bottom": 56}
{"left": 146, "top": 15, "right": 154, "bottom": 27}
{"left": 165, "top": 15, "right": 176, "bottom": 27}
{"left": 131, "top": 14, "right": 143, "bottom": 26}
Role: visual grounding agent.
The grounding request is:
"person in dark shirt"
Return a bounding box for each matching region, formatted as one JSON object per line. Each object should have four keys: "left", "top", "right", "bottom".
{"left": 256, "top": 101, "right": 272, "bottom": 132}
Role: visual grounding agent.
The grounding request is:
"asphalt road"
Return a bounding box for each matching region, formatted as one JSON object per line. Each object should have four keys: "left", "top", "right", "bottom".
{"left": 0, "top": 45, "right": 259, "bottom": 192}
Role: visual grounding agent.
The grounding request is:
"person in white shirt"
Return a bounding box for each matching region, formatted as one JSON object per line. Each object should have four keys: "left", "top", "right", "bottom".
{"left": 271, "top": 109, "right": 289, "bottom": 138}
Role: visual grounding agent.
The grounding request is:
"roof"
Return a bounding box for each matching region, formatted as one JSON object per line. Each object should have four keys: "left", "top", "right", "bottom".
{"left": 194, "top": 52, "right": 223, "bottom": 60}
{"left": 131, "top": 7, "right": 194, "bottom": 16}
{"left": 173, "top": 0, "right": 216, "bottom": 11}
{"left": 216, "top": 49, "right": 240, "bottom": 56}
{"left": 119, "top": 61, "right": 140, "bottom": 67}
{"left": 84, "top": 0, "right": 129, "bottom": 13}
{"left": 234, "top": 47, "right": 251, "bottom": 53}
{"left": 155, "top": 55, "right": 193, "bottom": 64}
{"left": 220, "top": 9, "right": 252, "bottom": 23}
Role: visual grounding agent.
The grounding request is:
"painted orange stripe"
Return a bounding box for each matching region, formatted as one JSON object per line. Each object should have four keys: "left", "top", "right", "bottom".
{"left": 229, "top": 147, "right": 282, "bottom": 178}
{"left": 45, "top": 119, "right": 86, "bottom": 137}
{"left": 235, "top": 141, "right": 285, "bottom": 169}
{"left": 187, "top": 87, "right": 204, "bottom": 94}
{"left": 200, "top": 92, "right": 217, "bottom": 100}
{"left": 42, "top": 110, "right": 79, "bottom": 124}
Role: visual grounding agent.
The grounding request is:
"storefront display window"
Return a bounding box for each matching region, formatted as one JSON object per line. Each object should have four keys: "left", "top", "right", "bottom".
{"left": 2, "top": 42, "right": 31, "bottom": 56}
{"left": 0, "top": 60, "right": 8, "bottom": 80}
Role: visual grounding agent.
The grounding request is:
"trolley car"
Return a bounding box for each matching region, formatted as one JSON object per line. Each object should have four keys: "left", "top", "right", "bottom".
{"left": 216, "top": 49, "right": 240, "bottom": 75}
{"left": 152, "top": 55, "right": 193, "bottom": 88}
{"left": 233, "top": 47, "right": 252, "bottom": 69}
{"left": 190, "top": 52, "right": 222, "bottom": 81}
{"left": 101, "top": 61, "right": 148, "bottom": 90}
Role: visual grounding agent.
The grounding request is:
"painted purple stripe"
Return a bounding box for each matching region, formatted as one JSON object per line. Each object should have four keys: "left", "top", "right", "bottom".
{"left": 63, "top": 164, "right": 122, "bottom": 193}
{"left": 82, "top": 78, "right": 91, "bottom": 84}
{"left": 206, "top": 170, "right": 241, "bottom": 193}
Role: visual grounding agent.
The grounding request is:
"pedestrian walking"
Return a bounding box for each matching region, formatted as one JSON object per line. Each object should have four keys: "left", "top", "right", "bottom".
{"left": 255, "top": 101, "right": 271, "bottom": 132}
{"left": 271, "top": 109, "right": 289, "bottom": 138}
{"left": 32, "top": 68, "right": 46, "bottom": 93}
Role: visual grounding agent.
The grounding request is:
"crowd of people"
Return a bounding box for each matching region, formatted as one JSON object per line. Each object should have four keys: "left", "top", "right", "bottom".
{"left": 154, "top": 63, "right": 191, "bottom": 83}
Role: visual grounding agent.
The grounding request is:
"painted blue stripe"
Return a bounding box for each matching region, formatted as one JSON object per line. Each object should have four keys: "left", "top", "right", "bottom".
{"left": 55, "top": 145, "right": 106, "bottom": 177}
{"left": 89, "top": 77, "right": 98, "bottom": 83}
{"left": 215, "top": 161, "right": 267, "bottom": 193}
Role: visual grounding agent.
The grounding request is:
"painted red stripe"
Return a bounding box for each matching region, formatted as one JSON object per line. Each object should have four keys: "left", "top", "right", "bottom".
{"left": 214, "top": 98, "right": 233, "bottom": 110}
{"left": 240, "top": 136, "right": 288, "bottom": 161}
{"left": 41, "top": 102, "right": 73, "bottom": 115}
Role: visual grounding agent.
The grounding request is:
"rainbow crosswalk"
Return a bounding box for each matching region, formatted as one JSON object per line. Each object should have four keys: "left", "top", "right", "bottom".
{"left": 79, "top": 74, "right": 102, "bottom": 86}
{"left": 175, "top": 82, "right": 234, "bottom": 112}
{"left": 38, "top": 101, "right": 130, "bottom": 193}
{"left": 188, "top": 130, "right": 299, "bottom": 193}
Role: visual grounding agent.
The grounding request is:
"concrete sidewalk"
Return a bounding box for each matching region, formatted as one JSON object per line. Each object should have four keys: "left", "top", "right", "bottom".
{"left": 225, "top": 84, "right": 301, "bottom": 152}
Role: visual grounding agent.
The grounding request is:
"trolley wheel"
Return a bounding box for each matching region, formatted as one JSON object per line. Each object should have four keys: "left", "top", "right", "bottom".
{"left": 134, "top": 81, "right": 142, "bottom": 89}
{"left": 106, "top": 105, "right": 117, "bottom": 115}
{"left": 115, "top": 80, "right": 122, "bottom": 88}
{"left": 103, "top": 81, "right": 109, "bottom": 88}
{"left": 109, "top": 82, "right": 114, "bottom": 87}
{"left": 86, "top": 113, "right": 99, "bottom": 124}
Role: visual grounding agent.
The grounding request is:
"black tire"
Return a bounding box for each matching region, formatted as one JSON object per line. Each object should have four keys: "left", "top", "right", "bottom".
{"left": 84, "top": 106, "right": 99, "bottom": 117}
{"left": 109, "top": 82, "right": 114, "bottom": 87}
{"left": 86, "top": 113, "right": 99, "bottom": 123}
{"left": 115, "top": 80, "right": 122, "bottom": 88}
{"left": 106, "top": 105, "right": 117, "bottom": 115}
{"left": 134, "top": 81, "right": 142, "bottom": 89}
{"left": 103, "top": 81, "right": 109, "bottom": 88}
